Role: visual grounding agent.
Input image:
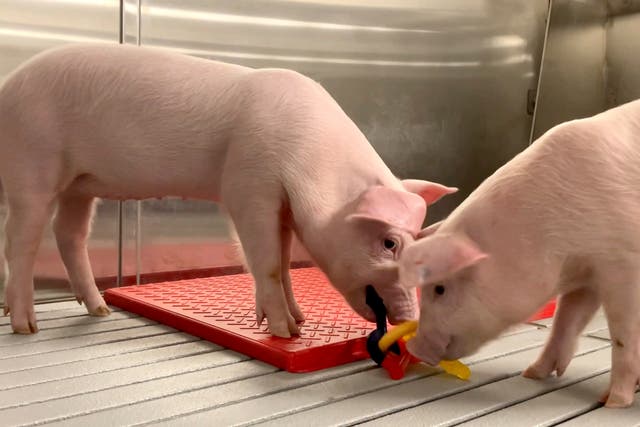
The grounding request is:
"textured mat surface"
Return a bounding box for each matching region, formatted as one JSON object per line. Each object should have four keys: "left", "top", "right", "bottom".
{"left": 105, "top": 267, "right": 556, "bottom": 372}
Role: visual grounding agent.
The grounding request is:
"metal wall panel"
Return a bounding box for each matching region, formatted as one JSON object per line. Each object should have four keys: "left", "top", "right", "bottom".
{"left": 531, "top": 0, "right": 640, "bottom": 140}
{"left": 605, "top": 0, "right": 640, "bottom": 108}
{"left": 133, "top": 0, "right": 549, "bottom": 276}
{"left": 530, "top": 0, "right": 608, "bottom": 141}
{"left": 0, "top": 1, "right": 550, "bottom": 296}
{"left": 2, "top": 0, "right": 638, "bottom": 303}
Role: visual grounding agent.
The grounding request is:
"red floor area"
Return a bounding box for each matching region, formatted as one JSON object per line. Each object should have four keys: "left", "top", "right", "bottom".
{"left": 105, "top": 267, "right": 556, "bottom": 373}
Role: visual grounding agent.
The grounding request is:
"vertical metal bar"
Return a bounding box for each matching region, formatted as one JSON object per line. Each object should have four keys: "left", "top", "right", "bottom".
{"left": 116, "top": 0, "right": 124, "bottom": 286}
{"left": 118, "top": 0, "right": 124, "bottom": 44}
{"left": 136, "top": 201, "right": 141, "bottom": 285}
{"left": 529, "top": 0, "right": 554, "bottom": 144}
{"left": 135, "top": 0, "right": 142, "bottom": 285}
{"left": 137, "top": 0, "right": 142, "bottom": 46}
{"left": 117, "top": 203, "right": 123, "bottom": 286}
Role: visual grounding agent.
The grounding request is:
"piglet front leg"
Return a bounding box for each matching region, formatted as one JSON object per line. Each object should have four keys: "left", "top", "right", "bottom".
{"left": 228, "top": 196, "right": 300, "bottom": 338}
{"left": 279, "top": 225, "right": 305, "bottom": 323}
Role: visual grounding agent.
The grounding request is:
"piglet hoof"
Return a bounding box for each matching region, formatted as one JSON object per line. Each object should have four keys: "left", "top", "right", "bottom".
{"left": 523, "top": 354, "right": 571, "bottom": 379}
{"left": 289, "top": 303, "right": 305, "bottom": 324}
{"left": 522, "top": 363, "right": 552, "bottom": 380}
{"left": 88, "top": 305, "right": 112, "bottom": 317}
{"left": 81, "top": 293, "right": 111, "bottom": 317}
{"left": 12, "top": 318, "right": 39, "bottom": 335}
{"left": 265, "top": 310, "right": 301, "bottom": 338}
{"left": 270, "top": 326, "right": 292, "bottom": 339}
{"left": 3, "top": 305, "right": 9, "bottom": 316}
{"left": 256, "top": 310, "right": 265, "bottom": 327}
{"left": 603, "top": 390, "right": 635, "bottom": 408}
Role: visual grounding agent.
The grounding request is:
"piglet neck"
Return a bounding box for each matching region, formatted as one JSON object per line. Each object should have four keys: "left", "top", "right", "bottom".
{"left": 291, "top": 176, "right": 385, "bottom": 276}
{"left": 290, "top": 191, "right": 351, "bottom": 272}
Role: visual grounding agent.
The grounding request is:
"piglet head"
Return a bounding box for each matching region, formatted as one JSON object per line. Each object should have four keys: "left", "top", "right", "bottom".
{"left": 324, "top": 180, "right": 457, "bottom": 325}
{"left": 395, "top": 232, "right": 505, "bottom": 365}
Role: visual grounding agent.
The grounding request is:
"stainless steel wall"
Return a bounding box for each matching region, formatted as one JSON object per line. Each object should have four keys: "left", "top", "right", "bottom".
{"left": 605, "top": 0, "right": 640, "bottom": 108}
{"left": 0, "top": 0, "right": 549, "bottom": 302}
{"left": 532, "top": 0, "right": 640, "bottom": 139}
{"left": 133, "top": 0, "right": 550, "bottom": 277}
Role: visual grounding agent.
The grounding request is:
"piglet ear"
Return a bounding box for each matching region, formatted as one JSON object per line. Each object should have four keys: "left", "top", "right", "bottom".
{"left": 416, "top": 220, "right": 444, "bottom": 239}
{"left": 402, "top": 179, "right": 458, "bottom": 206}
{"left": 346, "top": 186, "right": 426, "bottom": 234}
{"left": 399, "top": 233, "right": 487, "bottom": 288}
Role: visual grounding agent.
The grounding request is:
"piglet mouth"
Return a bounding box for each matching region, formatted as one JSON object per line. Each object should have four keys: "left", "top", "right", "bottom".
{"left": 405, "top": 326, "right": 454, "bottom": 366}
{"left": 406, "top": 339, "right": 442, "bottom": 366}
{"left": 442, "top": 337, "right": 464, "bottom": 360}
{"left": 375, "top": 289, "right": 418, "bottom": 325}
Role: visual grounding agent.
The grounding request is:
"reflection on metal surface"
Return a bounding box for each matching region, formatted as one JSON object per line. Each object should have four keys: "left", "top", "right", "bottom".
{"left": 0, "top": 0, "right": 550, "bottom": 300}
{"left": 530, "top": 0, "right": 608, "bottom": 140}
{"left": 605, "top": 0, "right": 640, "bottom": 107}
{"left": 140, "top": 5, "right": 442, "bottom": 33}
{"left": 531, "top": 0, "right": 640, "bottom": 139}
{"left": 135, "top": 0, "right": 548, "bottom": 275}
{"left": 0, "top": 27, "right": 111, "bottom": 44}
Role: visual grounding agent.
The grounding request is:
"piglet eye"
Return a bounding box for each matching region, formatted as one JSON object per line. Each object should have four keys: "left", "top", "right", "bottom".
{"left": 434, "top": 284, "right": 445, "bottom": 296}
{"left": 383, "top": 239, "right": 397, "bottom": 250}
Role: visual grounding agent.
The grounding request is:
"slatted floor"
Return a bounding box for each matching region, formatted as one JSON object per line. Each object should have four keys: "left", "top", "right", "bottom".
{"left": 1, "top": 301, "right": 638, "bottom": 426}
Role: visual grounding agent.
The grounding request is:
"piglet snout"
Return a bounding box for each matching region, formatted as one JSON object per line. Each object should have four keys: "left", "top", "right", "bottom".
{"left": 406, "top": 329, "right": 449, "bottom": 367}
{"left": 386, "top": 304, "right": 418, "bottom": 325}
{"left": 377, "top": 286, "right": 418, "bottom": 325}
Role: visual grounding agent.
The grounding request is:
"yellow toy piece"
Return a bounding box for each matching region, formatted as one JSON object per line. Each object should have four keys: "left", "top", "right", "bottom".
{"left": 378, "top": 320, "right": 418, "bottom": 352}
{"left": 379, "top": 320, "right": 471, "bottom": 380}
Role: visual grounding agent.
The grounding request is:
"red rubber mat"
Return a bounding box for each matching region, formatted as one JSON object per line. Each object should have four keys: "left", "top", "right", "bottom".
{"left": 104, "top": 267, "right": 556, "bottom": 373}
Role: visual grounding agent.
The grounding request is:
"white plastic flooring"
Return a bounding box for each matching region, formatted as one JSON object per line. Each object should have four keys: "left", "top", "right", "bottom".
{"left": 1, "top": 301, "right": 639, "bottom": 426}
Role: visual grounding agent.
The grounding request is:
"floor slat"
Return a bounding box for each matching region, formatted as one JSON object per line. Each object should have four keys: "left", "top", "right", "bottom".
{"left": 47, "top": 361, "right": 374, "bottom": 427}
{"left": 0, "top": 303, "right": 122, "bottom": 328}
{"left": 0, "top": 331, "right": 198, "bottom": 374}
{"left": 363, "top": 346, "right": 611, "bottom": 427}
{"left": 0, "top": 311, "right": 140, "bottom": 336}
{"left": 558, "top": 394, "right": 640, "bottom": 426}
{"left": 0, "top": 317, "right": 155, "bottom": 346}
{"left": 0, "top": 359, "right": 276, "bottom": 426}
{"left": 0, "top": 348, "right": 247, "bottom": 410}
{"left": 0, "top": 341, "right": 217, "bottom": 390}
{"left": 247, "top": 338, "right": 608, "bottom": 427}
{"left": 3, "top": 301, "right": 636, "bottom": 427}
{"left": 0, "top": 324, "right": 180, "bottom": 359}
{"left": 43, "top": 328, "right": 555, "bottom": 426}
{"left": 459, "top": 373, "right": 611, "bottom": 426}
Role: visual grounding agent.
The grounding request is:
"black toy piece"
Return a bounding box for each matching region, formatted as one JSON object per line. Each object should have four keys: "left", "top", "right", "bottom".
{"left": 365, "top": 285, "right": 400, "bottom": 365}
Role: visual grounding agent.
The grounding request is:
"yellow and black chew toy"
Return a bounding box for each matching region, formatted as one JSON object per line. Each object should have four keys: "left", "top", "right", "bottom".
{"left": 365, "top": 285, "right": 470, "bottom": 380}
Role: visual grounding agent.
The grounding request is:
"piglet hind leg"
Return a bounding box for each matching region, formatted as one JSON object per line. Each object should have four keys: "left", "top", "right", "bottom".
{"left": 3, "top": 192, "right": 56, "bottom": 334}
{"left": 53, "top": 193, "right": 110, "bottom": 316}
{"left": 599, "top": 267, "right": 640, "bottom": 408}
{"left": 523, "top": 286, "right": 601, "bottom": 379}
{"left": 229, "top": 200, "right": 300, "bottom": 338}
